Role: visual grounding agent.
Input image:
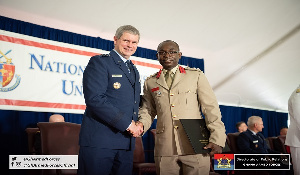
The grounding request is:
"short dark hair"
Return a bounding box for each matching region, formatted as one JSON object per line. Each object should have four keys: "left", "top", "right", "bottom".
{"left": 157, "top": 40, "right": 180, "bottom": 51}
{"left": 236, "top": 121, "right": 246, "bottom": 130}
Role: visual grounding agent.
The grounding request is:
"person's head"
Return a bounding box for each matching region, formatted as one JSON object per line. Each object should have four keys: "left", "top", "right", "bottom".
{"left": 247, "top": 116, "right": 264, "bottom": 133}
{"left": 114, "top": 25, "right": 140, "bottom": 59}
{"left": 279, "top": 127, "right": 288, "bottom": 136}
{"left": 236, "top": 121, "right": 248, "bottom": 133}
{"left": 156, "top": 40, "right": 182, "bottom": 70}
{"left": 49, "top": 114, "right": 65, "bottom": 123}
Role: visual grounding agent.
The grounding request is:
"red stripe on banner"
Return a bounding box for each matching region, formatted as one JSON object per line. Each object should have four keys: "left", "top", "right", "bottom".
{"left": 0, "top": 34, "right": 99, "bottom": 57}
{"left": 0, "top": 99, "right": 86, "bottom": 110}
{"left": 0, "top": 34, "right": 162, "bottom": 69}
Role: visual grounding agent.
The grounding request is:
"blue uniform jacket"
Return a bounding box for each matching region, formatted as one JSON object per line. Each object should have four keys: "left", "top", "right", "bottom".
{"left": 79, "top": 50, "right": 141, "bottom": 150}
{"left": 237, "top": 129, "right": 278, "bottom": 154}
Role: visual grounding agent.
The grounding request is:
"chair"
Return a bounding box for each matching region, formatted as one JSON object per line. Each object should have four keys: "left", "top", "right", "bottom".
{"left": 25, "top": 127, "right": 41, "bottom": 175}
{"left": 222, "top": 139, "right": 231, "bottom": 153}
{"left": 275, "top": 135, "right": 287, "bottom": 153}
{"left": 37, "top": 122, "right": 81, "bottom": 175}
{"left": 267, "top": 136, "right": 287, "bottom": 153}
{"left": 25, "top": 127, "right": 40, "bottom": 155}
{"left": 133, "top": 137, "right": 156, "bottom": 175}
{"left": 266, "top": 137, "right": 277, "bottom": 150}
{"left": 226, "top": 133, "right": 240, "bottom": 153}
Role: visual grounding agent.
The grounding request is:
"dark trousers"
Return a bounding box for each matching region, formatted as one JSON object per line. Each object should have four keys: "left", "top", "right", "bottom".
{"left": 78, "top": 146, "right": 133, "bottom": 175}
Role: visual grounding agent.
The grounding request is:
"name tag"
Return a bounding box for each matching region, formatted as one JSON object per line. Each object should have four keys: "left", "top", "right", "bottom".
{"left": 253, "top": 140, "right": 258, "bottom": 143}
{"left": 112, "top": 74, "right": 122, "bottom": 77}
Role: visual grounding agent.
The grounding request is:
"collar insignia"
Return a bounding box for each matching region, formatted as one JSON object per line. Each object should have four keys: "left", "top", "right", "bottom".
{"left": 156, "top": 66, "right": 185, "bottom": 78}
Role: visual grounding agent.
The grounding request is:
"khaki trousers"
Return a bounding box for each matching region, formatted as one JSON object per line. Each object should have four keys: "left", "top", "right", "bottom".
{"left": 290, "top": 146, "right": 300, "bottom": 175}
{"left": 155, "top": 154, "right": 210, "bottom": 175}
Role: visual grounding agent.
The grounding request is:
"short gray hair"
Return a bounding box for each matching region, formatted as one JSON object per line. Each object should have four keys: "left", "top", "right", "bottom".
{"left": 115, "top": 25, "right": 140, "bottom": 40}
{"left": 247, "top": 116, "right": 262, "bottom": 127}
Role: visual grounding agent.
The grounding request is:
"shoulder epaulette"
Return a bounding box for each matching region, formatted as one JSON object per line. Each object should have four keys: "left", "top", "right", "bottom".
{"left": 100, "top": 54, "right": 110, "bottom": 57}
{"left": 184, "top": 66, "right": 202, "bottom": 72}
{"left": 156, "top": 69, "right": 163, "bottom": 78}
{"left": 179, "top": 66, "right": 186, "bottom": 73}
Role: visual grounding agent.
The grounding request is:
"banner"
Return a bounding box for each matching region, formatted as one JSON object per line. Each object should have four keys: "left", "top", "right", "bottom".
{"left": 0, "top": 30, "right": 161, "bottom": 114}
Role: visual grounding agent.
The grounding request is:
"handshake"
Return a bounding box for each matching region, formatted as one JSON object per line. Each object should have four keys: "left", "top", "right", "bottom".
{"left": 127, "top": 120, "right": 144, "bottom": 137}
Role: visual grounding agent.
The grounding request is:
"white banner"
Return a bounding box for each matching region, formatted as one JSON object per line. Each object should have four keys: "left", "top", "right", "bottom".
{"left": 0, "top": 30, "right": 161, "bottom": 114}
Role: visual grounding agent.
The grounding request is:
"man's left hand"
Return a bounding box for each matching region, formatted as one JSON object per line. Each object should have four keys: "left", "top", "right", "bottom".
{"left": 204, "top": 142, "right": 222, "bottom": 156}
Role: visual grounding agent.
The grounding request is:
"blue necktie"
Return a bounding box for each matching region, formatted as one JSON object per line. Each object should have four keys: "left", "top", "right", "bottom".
{"left": 126, "top": 60, "right": 135, "bottom": 81}
{"left": 126, "top": 60, "right": 133, "bottom": 73}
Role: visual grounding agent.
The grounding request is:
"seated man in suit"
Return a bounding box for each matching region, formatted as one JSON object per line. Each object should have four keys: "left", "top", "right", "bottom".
{"left": 237, "top": 116, "right": 278, "bottom": 154}
{"left": 237, "top": 116, "right": 291, "bottom": 175}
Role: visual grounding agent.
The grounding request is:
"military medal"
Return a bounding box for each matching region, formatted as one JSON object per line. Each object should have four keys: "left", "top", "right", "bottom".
{"left": 113, "top": 82, "right": 121, "bottom": 89}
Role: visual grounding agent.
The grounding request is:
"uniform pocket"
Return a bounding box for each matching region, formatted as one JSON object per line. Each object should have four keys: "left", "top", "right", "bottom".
{"left": 178, "top": 89, "right": 197, "bottom": 109}
{"left": 156, "top": 124, "right": 165, "bottom": 134}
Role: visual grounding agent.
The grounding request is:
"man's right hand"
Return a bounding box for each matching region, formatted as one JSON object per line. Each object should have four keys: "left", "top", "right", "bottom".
{"left": 135, "top": 121, "right": 144, "bottom": 136}
{"left": 127, "top": 120, "right": 143, "bottom": 137}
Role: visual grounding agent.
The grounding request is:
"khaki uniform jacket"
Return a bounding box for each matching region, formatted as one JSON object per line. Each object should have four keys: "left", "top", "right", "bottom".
{"left": 138, "top": 66, "right": 226, "bottom": 156}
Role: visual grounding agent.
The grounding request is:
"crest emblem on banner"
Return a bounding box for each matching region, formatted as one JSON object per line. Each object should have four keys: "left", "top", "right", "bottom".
{"left": 0, "top": 50, "right": 21, "bottom": 92}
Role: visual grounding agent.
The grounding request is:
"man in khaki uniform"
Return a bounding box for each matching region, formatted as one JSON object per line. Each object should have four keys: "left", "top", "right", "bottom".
{"left": 137, "top": 40, "right": 226, "bottom": 175}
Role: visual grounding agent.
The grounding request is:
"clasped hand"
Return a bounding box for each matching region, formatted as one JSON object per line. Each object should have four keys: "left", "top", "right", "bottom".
{"left": 127, "top": 120, "right": 143, "bottom": 137}
{"left": 204, "top": 142, "right": 223, "bottom": 156}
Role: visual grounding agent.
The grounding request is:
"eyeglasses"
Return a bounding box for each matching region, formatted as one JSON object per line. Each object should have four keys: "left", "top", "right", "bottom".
{"left": 157, "top": 51, "right": 180, "bottom": 56}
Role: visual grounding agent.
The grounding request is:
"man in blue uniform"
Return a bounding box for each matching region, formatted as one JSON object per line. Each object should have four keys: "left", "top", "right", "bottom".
{"left": 78, "top": 25, "right": 143, "bottom": 175}
{"left": 237, "top": 117, "right": 288, "bottom": 175}
{"left": 237, "top": 116, "right": 278, "bottom": 154}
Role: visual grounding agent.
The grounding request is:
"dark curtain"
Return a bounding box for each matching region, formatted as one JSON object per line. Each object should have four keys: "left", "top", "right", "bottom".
{"left": 220, "top": 105, "right": 288, "bottom": 137}
{"left": 0, "top": 110, "right": 82, "bottom": 174}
